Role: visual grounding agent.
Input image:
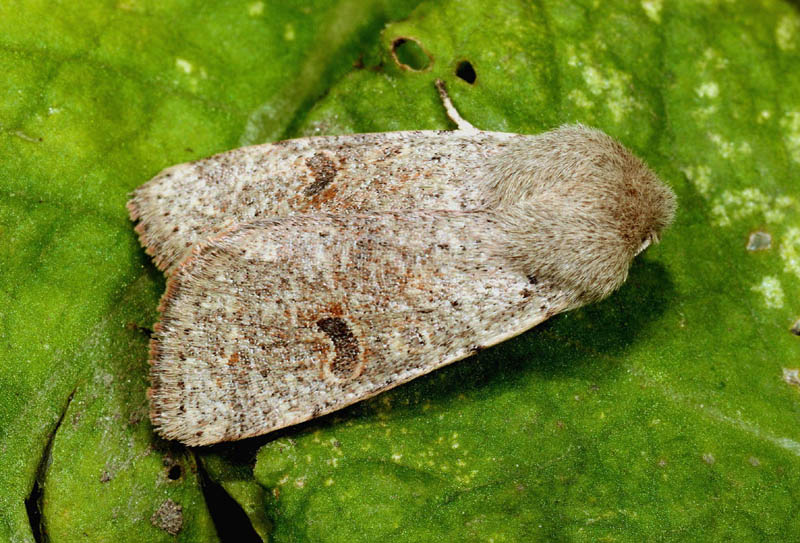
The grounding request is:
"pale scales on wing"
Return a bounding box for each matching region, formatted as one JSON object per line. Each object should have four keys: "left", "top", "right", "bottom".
{"left": 127, "top": 130, "right": 513, "bottom": 274}
{"left": 130, "top": 81, "right": 676, "bottom": 445}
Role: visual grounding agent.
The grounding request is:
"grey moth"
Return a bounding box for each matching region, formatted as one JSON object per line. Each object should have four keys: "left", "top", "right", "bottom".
{"left": 128, "top": 81, "right": 675, "bottom": 445}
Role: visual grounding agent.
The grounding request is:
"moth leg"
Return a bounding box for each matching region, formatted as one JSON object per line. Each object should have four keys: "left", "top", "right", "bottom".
{"left": 435, "top": 79, "right": 479, "bottom": 133}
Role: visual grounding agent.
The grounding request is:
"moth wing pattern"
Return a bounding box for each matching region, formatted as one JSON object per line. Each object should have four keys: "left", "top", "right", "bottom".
{"left": 150, "top": 211, "right": 568, "bottom": 446}
{"left": 127, "top": 131, "right": 519, "bottom": 273}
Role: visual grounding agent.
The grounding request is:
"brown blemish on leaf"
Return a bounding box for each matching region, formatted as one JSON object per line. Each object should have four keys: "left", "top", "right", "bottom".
{"left": 304, "top": 152, "right": 337, "bottom": 197}
{"left": 151, "top": 499, "right": 182, "bottom": 535}
{"left": 317, "top": 317, "right": 361, "bottom": 379}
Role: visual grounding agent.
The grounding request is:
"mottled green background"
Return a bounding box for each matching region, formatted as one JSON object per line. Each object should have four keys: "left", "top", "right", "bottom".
{"left": 1, "top": 0, "right": 799, "bottom": 541}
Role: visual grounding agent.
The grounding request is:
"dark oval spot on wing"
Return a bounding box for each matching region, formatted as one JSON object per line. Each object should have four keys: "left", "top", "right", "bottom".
{"left": 304, "top": 152, "right": 338, "bottom": 197}
{"left": 317, "top": 317, "right": 361, "bottom": 378}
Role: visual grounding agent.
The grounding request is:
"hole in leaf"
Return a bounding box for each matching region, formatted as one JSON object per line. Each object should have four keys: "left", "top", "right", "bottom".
{"left": 455, "top": 60, "right": 477, "bottom": 84}
{"left": 784, "top": 368, "right": 800, "bottom": 388}
{"left": 391, "top": 37, "right": 431, "bottom": 71}
{"left": 167, "top": 464, "right": 182, "bottom": 480}
{"left": 791, "top": 318, "right": 800, "bottom": 336}
{"left": 746, "top": 231, "right": 771, "bottom": 251}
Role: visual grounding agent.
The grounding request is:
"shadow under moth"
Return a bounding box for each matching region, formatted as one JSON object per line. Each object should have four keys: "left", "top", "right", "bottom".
{"left": 128, "top": 80, "right": 676, "bottom": 446}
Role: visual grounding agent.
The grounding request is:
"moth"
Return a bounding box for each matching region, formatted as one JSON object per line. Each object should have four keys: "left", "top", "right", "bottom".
{"left": 128, "top": 80, "right": 676, "bottom": 446}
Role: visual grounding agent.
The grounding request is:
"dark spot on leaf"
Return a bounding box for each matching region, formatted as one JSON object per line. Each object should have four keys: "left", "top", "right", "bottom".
{"left": 455, "top": 60, "right": 477, "bottom": 84}
{"left": 791, "top": 318, "right": 800, "bottom": 336}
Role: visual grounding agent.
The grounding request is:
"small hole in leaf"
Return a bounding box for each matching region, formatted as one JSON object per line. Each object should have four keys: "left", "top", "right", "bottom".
{"left": 791, "top": 318, "right": 800, "bottom": 336}
{"left": 746, "top": 231, "right": 771, "bottom": 251}
{"left": 391, "top": 37, "right": 431, "bottom": 71}
{"left": 455, "top": 60, "right": 477, "bottom": 84}
{"left": 784, "top": 368, "right": 800, "bottom": 388}
{"left": 167, "top": 465, "right": 182, "bottom": 480}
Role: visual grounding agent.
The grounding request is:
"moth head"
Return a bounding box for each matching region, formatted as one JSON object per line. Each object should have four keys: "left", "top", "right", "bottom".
{"left": 490, "top": 124, "right": 676, "bottom": 308}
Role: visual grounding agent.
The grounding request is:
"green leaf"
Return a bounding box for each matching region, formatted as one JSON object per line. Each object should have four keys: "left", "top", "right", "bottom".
{"left": 2, "top": 0, "right": 800, "bottom": 542}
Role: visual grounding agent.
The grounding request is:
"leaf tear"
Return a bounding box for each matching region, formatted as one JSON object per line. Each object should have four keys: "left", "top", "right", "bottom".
{"left": 196, "top": 454, "right": 262, "bottom": 542}
{"left": 25, "top": 390, "right": 75, "bottom": 543}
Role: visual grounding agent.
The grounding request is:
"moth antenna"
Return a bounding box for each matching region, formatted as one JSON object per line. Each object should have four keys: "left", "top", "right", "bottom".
{"left": 435, "top": 79, "right": 479, "bottom": 133}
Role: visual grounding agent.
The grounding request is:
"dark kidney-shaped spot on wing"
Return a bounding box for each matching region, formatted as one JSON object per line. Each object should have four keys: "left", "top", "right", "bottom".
{"left": 304, "top": 152, "right": 338, "bottom": 197}
{"left": 317, "top": 317, "right": 362, "bottom": 379}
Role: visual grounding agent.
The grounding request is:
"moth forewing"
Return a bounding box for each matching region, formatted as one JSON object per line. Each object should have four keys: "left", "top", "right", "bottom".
{"left": 127, "top": 130, "right": 519, "bottom": 274}
{"left": 149, "top": 211, "right": 569, "bottom": 446}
